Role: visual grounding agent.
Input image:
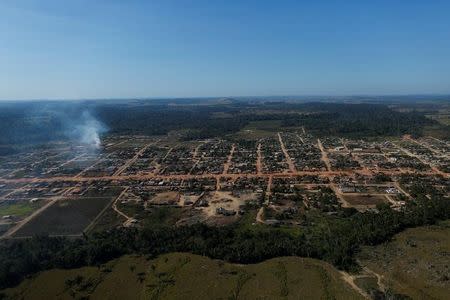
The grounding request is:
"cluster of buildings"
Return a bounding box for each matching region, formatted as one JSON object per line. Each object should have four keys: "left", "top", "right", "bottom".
{"left": 0, "top": 132, "right": 448, "bottom": 233}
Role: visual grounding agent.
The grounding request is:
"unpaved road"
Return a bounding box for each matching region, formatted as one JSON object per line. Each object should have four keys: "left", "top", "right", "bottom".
{"left": 277, "top": 132, "right": 297, "bottom": 173}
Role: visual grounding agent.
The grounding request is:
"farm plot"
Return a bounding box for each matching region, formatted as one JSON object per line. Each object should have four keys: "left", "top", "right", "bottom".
{"left": 13, "top": 191, "right": 122, "bottom": 237}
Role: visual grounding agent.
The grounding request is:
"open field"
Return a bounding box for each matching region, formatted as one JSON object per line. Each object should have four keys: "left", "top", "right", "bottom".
{"left": 426, "top": 109, "right": 450, "bottom": 126}
{"left": 422, "top": 125, "right": 450, "bottom": 140}
{"left": 358, "top": 220, "right": 450, "bottom": 299}
{"left": 13, "top": 194, "right": 120, "bottom": 237}
{"left": 149, "top": 191, "right": 180, "bottom": 205}
{"left": 2, "top": 253, "right": 364, "bottom": 299}
{"left": 233, "top": 120, "right": 284, "bottom": 140}
{"left": 0, "top": 200, "right": 45, "bottom": 218}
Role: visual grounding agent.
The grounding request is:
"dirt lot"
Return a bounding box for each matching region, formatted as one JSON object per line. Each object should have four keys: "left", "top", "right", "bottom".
{"left": 202, "top": 191, "right": 243, "bottom": 216}
{"left": 343, "top": 194, "right": 387, "bottom": 206}
{"left": 175, "top": 191, "right": 259, "bottom": 226}
{"left": 149, "top": 191, "right": 180, "bottom": 205}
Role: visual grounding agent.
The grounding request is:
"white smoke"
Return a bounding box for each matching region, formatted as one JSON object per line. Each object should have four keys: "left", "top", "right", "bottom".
{"left": 20, "top": 103, "right": 107, "bottom": 151}
{"left": 72, "top": 111, "right": 107, "bottom": 150}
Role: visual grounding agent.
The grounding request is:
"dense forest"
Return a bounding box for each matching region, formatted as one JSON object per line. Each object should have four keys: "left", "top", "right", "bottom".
{"left": 1, "top": 192, "right": 449, "bottom": 290}
{"left": 279, "top": 103, "right": 435, "bottom": 137}
{"left": 0, "top": 99, "right": 444, "bottom": 149}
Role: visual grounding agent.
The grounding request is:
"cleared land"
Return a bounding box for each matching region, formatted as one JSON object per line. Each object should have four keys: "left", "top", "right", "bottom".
{"left": 13, "top": 196, "right": 116, "bottom": 237}
{"left": 2, "top": 253, "right": 364, "bottom": 299}
{"left": 234, "top": 120, "right": 284, "bottom": 139}
{"left": 343, "top": 194, "right": 387, "bottom": 206}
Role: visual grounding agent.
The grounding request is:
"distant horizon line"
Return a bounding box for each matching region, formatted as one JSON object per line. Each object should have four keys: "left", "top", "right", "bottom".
{"left": 1, "top": 93, "right": 450, "bottom": 102}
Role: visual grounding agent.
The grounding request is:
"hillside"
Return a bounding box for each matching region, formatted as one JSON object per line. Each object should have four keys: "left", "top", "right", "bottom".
{"left": 2, "top": 253, "right": 363, "bottom": 299}
{"left": 358, "top": 220, "right": 450, "bottom": 299}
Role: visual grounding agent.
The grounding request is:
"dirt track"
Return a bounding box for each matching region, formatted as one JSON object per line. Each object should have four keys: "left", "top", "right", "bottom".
{"left": 278, "top": 132, "right": 297, "bottom": 173}
{"left": 0, "top": 167, "right": 446, "bottom": 186}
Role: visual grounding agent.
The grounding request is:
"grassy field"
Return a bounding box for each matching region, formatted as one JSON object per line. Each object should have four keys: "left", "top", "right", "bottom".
{"left": 426, "top": 110, "right": 450, "bottom": 126}
{"left": 232, "top": 120, "right": 282, "bottom": 140}
{"left": 0, "top": 200, "right": 44, "bottom": 218}
{"left": 428, "top": 115, "right": 450, "bottom": 125}
{"left": 232, "top": 119, "right": 307, "bottom": 140}
{"left": 422, "top": 124, "right": 450, "bottom": 139}
{"left": 358, "top": 220, "right": 450, "bottom": 299}
{"left": 2, "top": 253, "right": 363, "bottom": 299}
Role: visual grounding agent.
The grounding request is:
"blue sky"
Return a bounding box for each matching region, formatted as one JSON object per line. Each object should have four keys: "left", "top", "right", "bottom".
{"left": 1, "top": 0, "right": 450, "bottom": 99}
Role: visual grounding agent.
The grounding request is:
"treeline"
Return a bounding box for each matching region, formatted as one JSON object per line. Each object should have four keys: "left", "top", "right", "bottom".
{"left": 96, "top": 104, "right": 246, "bottom": 139}
{"left": 280, "top": 103, "right": 435, "bottom": 138}
{"left": 0, "top": 101, "right": 439, "bottom": 147}
{"left": 1, "top": 195, "right": 449, "bottom": 289}
{"left": 0, "top": 102, "right": 247, "bottom": 145}
{"left": 0, "top": 103, "right": 68, "bottom": 145}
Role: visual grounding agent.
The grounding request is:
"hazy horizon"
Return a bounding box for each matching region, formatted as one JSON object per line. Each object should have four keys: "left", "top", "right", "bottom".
{"left": 1, "top": 93, "right": 450, "bottom": 102}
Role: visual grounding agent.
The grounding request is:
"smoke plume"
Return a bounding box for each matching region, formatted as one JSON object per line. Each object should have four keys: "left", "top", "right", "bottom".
{"left": 70, "top": 111, "right": 107, "bottom": 149}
